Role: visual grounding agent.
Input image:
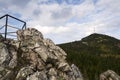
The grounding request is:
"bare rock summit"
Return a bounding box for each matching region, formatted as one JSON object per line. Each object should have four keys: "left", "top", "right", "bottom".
{"left": 0, "top": 28, "right": 83, "bottom": 80}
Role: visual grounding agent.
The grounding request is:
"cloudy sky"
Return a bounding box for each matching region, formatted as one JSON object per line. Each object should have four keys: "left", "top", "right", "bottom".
{"left": 0, "top": 0, "right": 120, "bottom": 44}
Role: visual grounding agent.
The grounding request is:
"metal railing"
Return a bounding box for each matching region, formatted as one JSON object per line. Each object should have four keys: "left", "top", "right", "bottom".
{"left": 0, "top": 14, "right": 26, "bottom": 40}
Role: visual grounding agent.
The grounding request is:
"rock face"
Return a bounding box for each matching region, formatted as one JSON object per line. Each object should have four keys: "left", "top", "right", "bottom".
{"left": 0, "top": 28, "right": 83, "bottom": 80}
{"left": 100, "top": 70, "right": 120, "bottom": 80}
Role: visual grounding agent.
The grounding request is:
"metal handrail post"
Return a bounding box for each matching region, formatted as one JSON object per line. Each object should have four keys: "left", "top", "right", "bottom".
{"left": 22, "top": 22, "right": 26, "bottom": 29}
{"left": 5, "top": 15, "right": 8, "bottom": 40}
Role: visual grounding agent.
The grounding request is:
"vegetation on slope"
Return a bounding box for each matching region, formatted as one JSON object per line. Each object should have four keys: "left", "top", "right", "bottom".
{"left": 58, "top": 33, "right": 120, "bottom": 80}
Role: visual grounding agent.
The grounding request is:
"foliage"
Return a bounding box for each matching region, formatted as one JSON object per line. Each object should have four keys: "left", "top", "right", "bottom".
{"left": 58, "top": 33, "right": 120, "bottom": 80}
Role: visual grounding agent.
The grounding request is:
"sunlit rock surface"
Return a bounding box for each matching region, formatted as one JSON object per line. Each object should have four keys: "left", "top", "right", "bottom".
{"left": 0, "top": 28, "right": 83, "bottom": 80}
{"left": 100, "top": 70, "right": 120, "bottom": 80}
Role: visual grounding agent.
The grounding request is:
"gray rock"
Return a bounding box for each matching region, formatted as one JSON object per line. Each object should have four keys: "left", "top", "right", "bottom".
{"left": 49, "top": 76, "right": 56, "bottom": 80}
{"left": 27, "top": 71, "right": 48, "bottom": 80}
{"left": 0, "top": 40, "right": 17, "bottom": 68}
{"left": 0, "top": 43, "right": 10, "bottom": 66}
{"left": 0, "top": 28, "right": 83, "bottom": 80}
{"left": 48, "top": 68, "right": 57, "bottom": 76}
{"left": 71, "top": 64, "right": 83, "bottom": 80}
{"left": 58, "top": 62, "right": 71, "bottom": 72}
{"left": 44, "top": 39, "right": 67, "bottom": 60}
{"left": 16, "top": 66, "right": 34, "bottom": 80}
{"left": 34, "top": 46, "right": 48, "bottom": 62}
{"left": 8, "top": 46, "right": 17, "bottom": 69}
{"left": 100, "top": 70, "right": 120, "bottom": 80}
{"left": 17, "top": 28, "right": 43, "bottom": 41}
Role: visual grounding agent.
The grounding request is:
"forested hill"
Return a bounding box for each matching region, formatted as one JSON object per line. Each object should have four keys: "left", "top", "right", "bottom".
{"left": 58, "top": 33, "right": 120, "bottom": 80}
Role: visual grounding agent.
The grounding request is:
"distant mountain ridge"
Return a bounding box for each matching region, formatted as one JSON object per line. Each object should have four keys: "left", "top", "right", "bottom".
{"left": 58, "top": 33, "right": 120, "bottom": 80}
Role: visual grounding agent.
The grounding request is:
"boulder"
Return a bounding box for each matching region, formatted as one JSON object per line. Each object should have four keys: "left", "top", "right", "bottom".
{"left": 0, "top": 28, "right": 83, "bottom": 80}
{"left": 100, "top": 70, "right": 120, "bottom": 80}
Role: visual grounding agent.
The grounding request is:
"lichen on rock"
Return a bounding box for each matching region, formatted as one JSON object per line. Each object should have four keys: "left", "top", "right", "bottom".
{"left": 0, "top": 28, "right": 83, "bottom": 80}
{"left": 100, "top": 70, "right": 120, "bottom": 80}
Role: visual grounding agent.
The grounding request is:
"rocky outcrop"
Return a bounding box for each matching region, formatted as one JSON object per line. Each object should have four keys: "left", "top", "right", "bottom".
{"left": 0, "top": 28, "right": 83, "bottom": 80}
{"left": 100, "top": 70, "right": 120, "bottom": 80}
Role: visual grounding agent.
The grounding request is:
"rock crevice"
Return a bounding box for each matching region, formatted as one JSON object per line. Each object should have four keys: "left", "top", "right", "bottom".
{"left": 0, "top": 28, "right": 83, "bottom": 80}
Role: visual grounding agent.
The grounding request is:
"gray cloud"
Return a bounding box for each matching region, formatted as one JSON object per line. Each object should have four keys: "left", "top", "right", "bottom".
{"left": 0, "top": 0, "right": 30, "bottom": 9}
{"left": 37, "top": 0, "right": 86, "bottom": 5}
{"left": 33, "top": 9, "right": 41, "bottom": 16}
{"left": 0, "top": 1, "right": 9, "bottom": 9}
{"left": 11, "top": 0, "right": 30, "bottom": 7}
{"left": 51, "top": 7, "right": 72, "bottom": 19}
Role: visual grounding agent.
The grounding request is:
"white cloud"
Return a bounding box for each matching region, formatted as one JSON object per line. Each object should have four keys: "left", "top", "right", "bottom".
{"left": 0, "top": 0, "right": 120, "bottom": 43}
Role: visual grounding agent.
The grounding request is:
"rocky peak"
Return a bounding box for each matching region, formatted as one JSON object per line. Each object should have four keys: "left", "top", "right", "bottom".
{"left": 0, "top": 28, "right": 83, "bottom": 80}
